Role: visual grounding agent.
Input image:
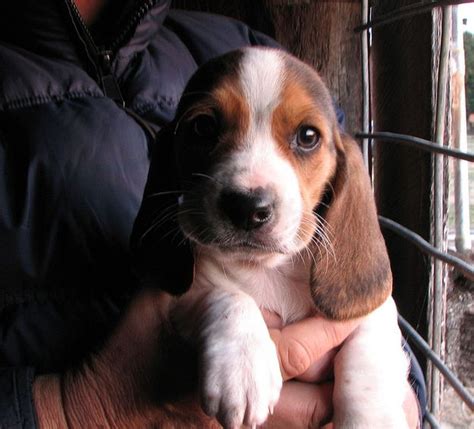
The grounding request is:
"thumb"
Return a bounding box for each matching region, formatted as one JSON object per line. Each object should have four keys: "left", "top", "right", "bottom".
{"left": 269, "top": 316, "right": 361, "bottom": 380}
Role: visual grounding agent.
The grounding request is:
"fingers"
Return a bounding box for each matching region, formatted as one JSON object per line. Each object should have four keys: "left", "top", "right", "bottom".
{"left": 295, "top": 348, "right": 337, "bottom": 383}
{"left": 261, "top": 381, "right": 334, "bottom": 429}
{"left": 261, "top": 309, "right": 283, "bottom": 329}
{"left": 269, "top": 316, "right": 361, "bottom": 380}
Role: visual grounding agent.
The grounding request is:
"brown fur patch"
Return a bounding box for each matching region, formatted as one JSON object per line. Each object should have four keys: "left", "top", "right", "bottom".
{"left": 271, "top": 54, "right": 392, "bottom": 320}
{"left": 212, "top": 79, "right": 250, "bottom": 152}
{"left": 272, "top": 73, "right": 337, "bottom": 247}
{"left": 310, "top": 134, "right": 392, "bottom": 320}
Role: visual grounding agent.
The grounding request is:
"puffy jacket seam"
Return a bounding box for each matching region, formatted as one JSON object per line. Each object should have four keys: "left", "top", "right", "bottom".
{"left": 133, "top": 97, "right": 178, "bottom": 115}
{"left": 0, "top": 91, "right": 104, "bottom": 112}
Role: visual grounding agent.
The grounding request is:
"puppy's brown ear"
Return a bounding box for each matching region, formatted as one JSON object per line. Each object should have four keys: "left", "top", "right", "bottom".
{"left": 130, "top": 125, "right": 194, "bottom": 295}
{"left": 310, "top": 133, "right": 392, "bottom": 320}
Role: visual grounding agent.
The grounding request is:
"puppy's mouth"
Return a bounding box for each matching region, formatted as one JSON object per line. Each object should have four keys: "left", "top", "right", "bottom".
{"left": 181, "top": 226, "right": 288, "bottom": 255}
{"left": 217, "top": 239, "right": 286, "bottom": 254}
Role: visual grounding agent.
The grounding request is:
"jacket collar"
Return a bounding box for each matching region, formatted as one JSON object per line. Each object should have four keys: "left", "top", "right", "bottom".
{"left": 0, "top": 0, "right": 170, "bottom": 71}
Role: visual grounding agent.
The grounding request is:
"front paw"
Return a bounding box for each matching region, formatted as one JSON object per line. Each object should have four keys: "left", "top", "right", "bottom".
{"left": 200, "top": 330, "right": 282, "bottom": 429}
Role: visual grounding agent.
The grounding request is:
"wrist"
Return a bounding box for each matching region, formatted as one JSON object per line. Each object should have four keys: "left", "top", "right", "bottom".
{"left": 61, "top": 358, "right": 139, "bottom": 429}
{"left": 33, "top": 374, "right": 68, "bottom": 429}
{"left": 33, "top": 366, "right": 136, "bottom": 429}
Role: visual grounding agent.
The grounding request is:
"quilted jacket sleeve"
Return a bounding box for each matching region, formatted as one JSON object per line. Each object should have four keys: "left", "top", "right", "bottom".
{"left": 0, "top": 368, "right": 37, "bottom": 428}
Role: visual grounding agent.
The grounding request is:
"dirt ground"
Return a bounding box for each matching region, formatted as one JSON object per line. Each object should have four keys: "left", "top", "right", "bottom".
{"left": 440, "top": 258, "right": 474, "bottom": 428}
{"left": 440, "top": 133, "right": 473, "bottom": 428}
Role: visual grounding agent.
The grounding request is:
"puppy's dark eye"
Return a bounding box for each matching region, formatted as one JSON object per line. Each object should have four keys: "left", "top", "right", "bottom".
{"left": 192, "top": 115, "right": 218, "bottom": 138}
{"left": 295, "top": 126, "right": 321, "bottom": 151}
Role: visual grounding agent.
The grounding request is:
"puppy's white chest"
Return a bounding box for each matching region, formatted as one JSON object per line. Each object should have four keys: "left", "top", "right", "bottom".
{"left": 212, "top": 256, "right": 315, "bottom": 325}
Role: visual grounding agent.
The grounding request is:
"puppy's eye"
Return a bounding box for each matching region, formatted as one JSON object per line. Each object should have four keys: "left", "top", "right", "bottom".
{"left": 191, "top": 115, "right": 218, "bottom": 138}
{"left": 295, "top": 126, "right": 321, "bottom": 151}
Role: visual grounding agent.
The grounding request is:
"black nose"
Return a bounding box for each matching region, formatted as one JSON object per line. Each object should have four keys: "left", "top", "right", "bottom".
{"left": 218, "top": 187, "right": 274, "bottom": 230}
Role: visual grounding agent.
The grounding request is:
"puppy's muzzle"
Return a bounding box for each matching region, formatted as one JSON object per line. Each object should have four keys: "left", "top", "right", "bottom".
{"left": 218, "top": 187, "right": 275, "bottom": 231}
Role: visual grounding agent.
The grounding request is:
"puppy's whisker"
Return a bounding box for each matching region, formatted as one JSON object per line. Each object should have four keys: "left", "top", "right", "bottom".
{"left": 181, "top": 224, "right": 211, "bottom": 246}
{"left": 146, "top": 190, "right": 185, "bottom": 199}
{"left": 144, "top": 204, "right": 205, "bottom": 244}
{"left": 144, "top": 206, "right": 180, "bottom": 233}
{"left": 171, "top": 226, "right": 186, "bottom": 243}
{"left": 181, "top": 227, "right": 202, "bottom": 246}
{"left": 191, "top": 172, "right": 223, "bottom": 186}
{"left": 312, "top": 228, "right": 336, "bottom": 276}
{"left": 147, "top": 202, "right": 178, "bottom": 221}
{"left": 313, "top": 224, "right": 335, "bottom": 261}
{"left": 314, "top": 212, "right": 334, "bottom": 238}
{"left": 302, "top": 244, "right": 317, "bottom": 269}
{"left": 138, "top": 203, "right": 180, "bottom": 244}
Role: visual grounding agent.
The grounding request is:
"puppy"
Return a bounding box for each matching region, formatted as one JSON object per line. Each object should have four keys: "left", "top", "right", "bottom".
{"left": 132, "top": 46, "right": 409, "bottom": 428}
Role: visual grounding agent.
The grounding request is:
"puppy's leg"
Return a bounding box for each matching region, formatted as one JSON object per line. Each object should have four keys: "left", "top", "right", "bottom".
{"left": 172, "top": 278, "right": 282, "bottom": 429}
{"left": 333, "top": 298, "right": 409, "bottom": 429}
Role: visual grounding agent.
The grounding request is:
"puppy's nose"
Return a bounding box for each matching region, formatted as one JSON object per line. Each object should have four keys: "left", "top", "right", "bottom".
{"left": 218, "top": 187, "right": 274, "bottom": 230}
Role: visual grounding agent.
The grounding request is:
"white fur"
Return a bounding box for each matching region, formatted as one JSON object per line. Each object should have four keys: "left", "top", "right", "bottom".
{"left": 333, "top": 298, "right": 409, "bottom": 428}
{"left": 239, "top": 48, "right": 284, "bottom": 119}
{"left": 172, "top": 47, "right": 410, "bottom": 429}
{"left": 174, "top": 249, "right": 409, "bottom": 428}
{"left": 213, "top": 48, "right": 304, "bottom": 252}
{"left": 173, "top": 254, "right": 283, "bottom": 429}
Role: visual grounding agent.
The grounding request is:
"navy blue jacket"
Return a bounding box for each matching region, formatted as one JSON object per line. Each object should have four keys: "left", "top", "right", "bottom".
{"left": 0, "top": 1, "right": 425, "bottom": 427}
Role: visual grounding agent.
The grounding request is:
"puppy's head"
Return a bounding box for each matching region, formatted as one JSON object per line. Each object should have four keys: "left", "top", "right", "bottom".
{"left": 132, "top": 47, "right": 391, "bottom": 319}
{"left": 175, "top": 48, "right": 338, "bottom": 262}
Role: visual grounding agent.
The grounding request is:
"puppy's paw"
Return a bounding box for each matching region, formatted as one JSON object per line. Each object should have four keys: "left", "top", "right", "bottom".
{"left": 200, "top": 316, "right": 282, "bottom": 428}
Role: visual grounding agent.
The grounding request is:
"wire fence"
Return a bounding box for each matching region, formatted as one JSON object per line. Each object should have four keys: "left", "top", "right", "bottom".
{"left": 357, "top": 0, "right": 474, "bottom": 426}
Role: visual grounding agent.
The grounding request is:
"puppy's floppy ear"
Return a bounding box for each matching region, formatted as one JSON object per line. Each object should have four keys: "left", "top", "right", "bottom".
{"left": 310, "top": 132, "right": 392, "bottom": 320}
{"left": 130, "top": 125, "right": 194, "bottom": 295}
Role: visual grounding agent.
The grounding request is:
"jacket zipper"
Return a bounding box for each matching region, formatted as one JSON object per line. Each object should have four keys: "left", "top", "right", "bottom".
{"left": 64, "top": 0, "right": 157, "bottom": 107}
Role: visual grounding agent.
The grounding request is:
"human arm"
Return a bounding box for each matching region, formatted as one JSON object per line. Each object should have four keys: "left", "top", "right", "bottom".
{"left": 31, "top": 293, "right": 421, "bottom": 428}
{"left": 32, "top": 289, "right": 219, "bottom": 429}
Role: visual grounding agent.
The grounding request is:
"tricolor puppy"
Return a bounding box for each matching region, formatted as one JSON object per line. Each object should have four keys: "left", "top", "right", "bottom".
{"left": 133, "top": 47, "right": 409, "bottom": 428}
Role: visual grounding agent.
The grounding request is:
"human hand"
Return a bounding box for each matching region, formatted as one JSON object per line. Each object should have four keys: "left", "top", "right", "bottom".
{"left": 33, "top": 288, "right": 219, "bottom": 429}
{"left": 261, "top": 312, "right": 421, "bottom": 428}
{"left": 260, "top": 312, "right": 358, "bottom": 428}
{"left": 33, "top": 296, "right": 420, "bottom": 429}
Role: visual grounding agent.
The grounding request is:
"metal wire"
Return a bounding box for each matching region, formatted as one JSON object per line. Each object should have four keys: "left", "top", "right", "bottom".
{"left": 354, "top": 0, "right": 474, "bottom": 32}
{"left": 379, "top": 216, "right": 474, "bottom": 281}
{"left": 356, "top": 132, "right": 474, "bottom": 162}
{"left": 399, "top": 315, "right": 474, "bottom": 410}
{"left": 361, "top": 0, "right": 370, "bottom": 168}
{"left": 424, "top": 410, "right": 442, "bottom": 428}
{"left": 355, "top": 0, "right": 474, "bottom": 422}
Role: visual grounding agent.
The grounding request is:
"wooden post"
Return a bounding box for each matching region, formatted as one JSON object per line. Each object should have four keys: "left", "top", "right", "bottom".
{"left": 451, "top": 7, "right": 472, "bottom": 254}
{"left": 370, "top": 0, "right": 439, "bottom": 374}
{"left": 431, "top": 6, "right": 451, "bottom": 418}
